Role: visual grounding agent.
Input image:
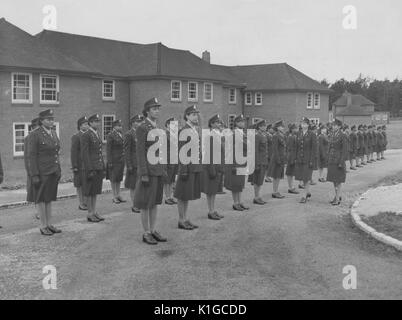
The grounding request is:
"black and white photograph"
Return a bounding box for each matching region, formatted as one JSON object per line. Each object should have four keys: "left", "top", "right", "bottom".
{"left": 0, "top": 0, "right": 401, "bottom": 305}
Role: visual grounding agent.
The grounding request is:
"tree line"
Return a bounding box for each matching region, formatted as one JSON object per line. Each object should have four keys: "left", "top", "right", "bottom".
{"left": 320, "top": 75, "right": 402, "bottom": 117}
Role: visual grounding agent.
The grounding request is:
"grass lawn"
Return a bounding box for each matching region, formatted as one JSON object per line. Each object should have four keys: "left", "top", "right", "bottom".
{"left": 386, "top": 120, "right": 402, "bottom": 149}
{"left": 362, "top": 212, "right": 402, "bottom": 241}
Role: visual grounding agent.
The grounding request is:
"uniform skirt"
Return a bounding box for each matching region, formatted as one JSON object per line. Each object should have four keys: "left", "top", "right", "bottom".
{"left": 248, "top": 165, "right": 266, "bottom": 186}
{"left": 174, "top": 172, "right": 201, "bottom": 201}
{"left": 73, "top": 170, "right": 84, "bottom": 188}
{"left": 83, "top": 170, "right": 104, "bottom": 197}
{"left": 267, "top": 162, "right": 284, "bottom": 179}
{"left": 163, "top": 164, "right": 178, "bottom": 185}
{"left": 224, "top": 166, "right": 245, "bottom": 192}
{"left": 107, "top": 162, "right": 124, "bottom": 183}
{"left": 201, "top": 169, "right": 222, "bottom": 196}
{"left": 318, "top": 156, "right": 328, "bottom": 169}
{"left": 357, "top": 148, "right": 364, "bottom": 157}
{"left": 327, "top": 164, "right": 346, "bottom": 184}
{"left": 285, "top": 164, "right": 296, "bottom": 177}
{"left": 35, "top": 172, "right": 60, "bottom": 204}
{"left": 26, "top": 176, "right": 35, "bottom": 203}
{"left": 295, "top": 163, "right": 313, "bottom": 184}
{"left": 124, "top": 168, "right": 138, "bottom": 190}
{"left": 134, "top": 176, "right": 163, "bottom": 209}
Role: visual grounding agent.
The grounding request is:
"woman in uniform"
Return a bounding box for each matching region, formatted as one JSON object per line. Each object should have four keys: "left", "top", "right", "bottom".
{"left": 357, "top": 125, "right": 364, "bottom": 167}
{"left": 362, "top": 125, "right": 369, "bottom": 165}
{"left": 248, "top": 119, "right": 268, "bottom": 205}
{"left": 349, "top": 125, "right": 358, "bottom": 170}
{"left": 318, "top": 124, "right": 329, "bottom": 182}
{"left": 28, "top": 109, "right": 62, "bottom": 236}
{"left": 295, "top": 117, "right": 317, "bottom": 204}
{"left": 163, "top": 117, "right": 179, "bottom": 205}
{"left": 376, "top": 126, "right": 384, "bottom": 161}
{"left": 268, "top": 120, "right": 286, "bottom": 199}
{"left": 107, "top": 120, "right": 126, "bottom": 204}
{"left": 201, "top": 114, "right": 225, "bottom": 220}
{"left": 124, "top": 114, "right": 144, "bottom": 213}
{"left": 134, "top": 98, "right": 167, "bottom": 245}
{"left": 174, "top": 105, "right": 203, "bottom": 230}
{"left": 224, "top": 115, "right": 249, "bottom": 211}
{"left": 285, "top": 123, "right": 299, "bottom": 194}
{"left": 265, "top": 124, "right": 274, "bottom": 183}
{"left": 327, "top": 119, "right": 348, "bottom": 206}
{"left": 381, "top": 125, "right": 388, "bottom": 159}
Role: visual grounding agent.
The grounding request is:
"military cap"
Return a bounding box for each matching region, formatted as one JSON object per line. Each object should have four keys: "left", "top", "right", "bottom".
{"left": 184, "top": 105, "right": 200, "bottom": 117}
{"left": 254, "top": 119, "right": 266, "bottom": 129}
{"left": 31, "top": 117, "right": 40, "bottom": 127}
{"left": 301, "top": 116, "right": 310, "bottom": 124}
{"left": 88, "top": 114, "right": 101, "bottom": 123}
{"left": 351, "top": 125, "right": 356, "bottom": 130}
{"left": 234, "top": 114, "right": 245, "bottom": 123}
{"left": 112, "top": 119, "right": 122, "bottom": 127}
{"left": 289, "top": 123, "right": 297, "bottom": 130}
{"left": 377, "top": 126, "right": 382, "bottom": 130}
{"left": 143, "top": 97, "right": 161, "bottom": 113}
{"left": 130, "top": 114, "right": 145, "bottom": 124}
{"left": 208, "top": 114, "right": 221, "bottom": 127}
{"left": 367, "top": 125, "right": 372, "bottom": 129}
{"left": 358, "top": 124, "right": 363, "bottom": 130}
{"left": 363, "top": 124, "right": 368, "bottom": 129}
{"left": 274, "top": 120, "right": 284, "bottom": 129}
{"left": 343, "top": 124, "right": 349, "bottom": 130}
{"left": 382, "top": 125, "right": 387, "bottom": 129}
{"left": 77, "top": 116, "right": 88, "bottom": 130}
{"left": 332, "top": 119, "right": 343, "bottom": 127}
{"left": 266, "top": 124, "right": 273, "bottom": 130}
{"left": 39, "top": 109, "right": 54, "bottom": 119}
{"left": 165, "top": 117, "right": 176, "bottom": 127}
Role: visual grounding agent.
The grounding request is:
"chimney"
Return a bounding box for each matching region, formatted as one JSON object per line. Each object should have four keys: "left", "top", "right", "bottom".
{"left": 346, "top": 91, "right": 352, "bottom": 107}
{"left": 202, "top": 50, "right": 211, "bottom": 63}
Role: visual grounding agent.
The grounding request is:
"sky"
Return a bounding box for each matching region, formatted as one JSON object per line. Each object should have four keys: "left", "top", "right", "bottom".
{"left": 1, "top": 0, "right": 402, "bottom": 83}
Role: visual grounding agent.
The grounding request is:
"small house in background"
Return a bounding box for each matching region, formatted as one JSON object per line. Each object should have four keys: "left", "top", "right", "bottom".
{"left": 333, "top": 92, "right": 375, "bottom": 125}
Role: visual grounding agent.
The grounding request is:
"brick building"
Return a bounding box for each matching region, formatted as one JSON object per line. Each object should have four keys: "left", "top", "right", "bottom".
{"left": 0, "top": 18, "right": 331, "bottom": 185}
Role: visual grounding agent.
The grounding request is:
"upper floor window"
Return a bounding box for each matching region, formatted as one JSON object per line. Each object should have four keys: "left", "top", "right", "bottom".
{"left": 255, "top": 92, "right": 263, "bottom": 106}
{"left": 40, "top": 74, "right": 59, "bottom": 104}
{"left": 171, "top": 80, "right": 182, "bottom": 101}
{"left": 229, "top": 88, "right": 236, "bottom": 104}
{"left": 307, "top": 92, "right": 313, "bottom": 109}
{"left": 245, "top": 92, "right": 252, "bottom": 106}
{"left": 314, "top": 93, "right": 320, "bottom": 109}
{"left": 102, "top": 80, "right": 115, "bottom": 101}
{"left": 102, "top": 114, "right": 116, "bottom": 143}
{"left": 188, "top": 82, "right": 198, "bottom": 101}
{"left": 12, "top": 73, "right": 32, "bottom": 104}
{"left": 204, "top": 83, "right": 213, "bottom": 102}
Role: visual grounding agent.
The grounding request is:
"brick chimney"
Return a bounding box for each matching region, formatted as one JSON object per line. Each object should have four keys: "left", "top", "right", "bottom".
{"left": 202, "top": 51, "right": 211, "bottom": 63}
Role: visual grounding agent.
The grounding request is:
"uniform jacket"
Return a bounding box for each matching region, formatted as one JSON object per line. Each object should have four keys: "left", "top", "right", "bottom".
{"left": 266, "top": 132, "right": 273, "bottom": 161}
{"left": 271, "top": 132, "right": 286, "bottom": 166}
{"left": 376, "top": 132, "right": 384, "bottom": 150}
{"left": 106, "top": 130, "right": 125, "bottom": 166}
{"left": 367, "top": 132, "right": 373, "bottom": 150}
{"left": 24, "top": 128, "right": 39, "bottom": 175}
{"left": 349, "top": 132, "right": 358, "bottom": 154}
{"left": 286, "top": 133, "right": 297, "bottom": 165}
{"left": 363, "top": 132, "right": 369, "bottom": 151}
{"left": 328, "top": 130, "right": 348, "bottom": 166}
{"left": 296, "top": 130, "right": 317, "bottom": 166}
{"left": 177, "top": 122, "right": 203, "bottom": 175}
{"left": 204, "top": 129, "right": 225, "bottom": 177}
{"left": 71, "top": 131, "right": 85, "bottom": 171}
{"left": 136, "top": 118, "right": 165, "bottom": 177}
{"left": 255, "top": 130, "right": 268, "bottom": 166}
{"left": 81, "top": 128, "right": 105, "bottom": 172}
{"left": 318, "top": 134, "right": 329, "bottom": 162}
{"left": 357, "top": 131, "right": 364, "bottom": 153}
{"left": 124, "top": 129, "right": 137, "bottom": 170}
{"left": 27, "top": 126, "right": 61, "bottom": 177}
{"left": 382, "top": 132, "right": 388, "bottom": 149}
{"left": 370, "top": 131, "right": 377, "bottom": 148}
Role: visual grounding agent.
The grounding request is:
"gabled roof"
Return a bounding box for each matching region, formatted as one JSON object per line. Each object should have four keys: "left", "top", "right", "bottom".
{"left": 0, "top": 18, "right": 95, "bottom": 74}
{"left": 333, "top": 93, "right": 375, "bottom": 107}
{"left": 228, "top": 63, "right": 332, "bottom": 93}
{"left": 336, "top": 106, "right": 373, "bottom": 116}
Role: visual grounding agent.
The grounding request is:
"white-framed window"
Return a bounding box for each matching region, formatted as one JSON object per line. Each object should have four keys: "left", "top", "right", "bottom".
{"left": 188, "top": 82, "right": 198, "bottom": 101}
{"left": 40, "top": 74, "right": 59, "bottom": 104}
{"left": 11, "top": 73, "right": 32, "bottom": 104}
{"left": 252, "top": 117, "right": 264, "bottom": 125}
{"left": 245, "top": 92, "right": 252, "bottom": 106}
{"left": 102, "top": 80, "right": 115, "bottom": 101}
{"left": 12, "top": 122, "right": 59, "bottom": 157}
{"left": 313, "top": 93, "right": 320, "bottom": 109}
{"left": 203, "top": 82, "right": 213, "bottom": 102}
{"left": 229, "top": 88, "right": 236, "bottom": 104}
{"left": 171, "top": 80, "right": 182, "bottom": 101}
{"left": 102, "top": 114, "right": 116, "bottom": 143}
{"left": 228, "top": 114, "right": 236, "bottom": 130}
{"left": 310, "top": 118, "right": 320, "bottom": 125}
{"left": 255, "top": 92, "right": 263, "bottom": 106}
{"left": 307, "top": 92, "right": 313, "bottom": 109}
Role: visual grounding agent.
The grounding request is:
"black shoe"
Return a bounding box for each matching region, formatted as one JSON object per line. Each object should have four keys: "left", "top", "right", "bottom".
{"left": 208, "top": 212, "right": 221, "bottom": 220}
{"left": 40, "top": 227, "right": 53, "bottom": 236}
{"left": 350, "top": 167, "right": 357, "bottom": 171}
{"left": 132, "top": 207, "right": 141, "bottom": 213}
{"left": 300, "top": 197, "right": 307, "bottom": 204}
{"left": 265, "top": 178, "right": 273, "bottom": 183}
{"left": 152, "top": 231, "right": 167, "bottom": 242}
{"left": 253, "top": 198, "right": 266, "bottom": 205}
{"left": 298, "top": 184, "right": 305, "bottom": 189}
{"left": 272, "top": 193, "right": 285, "bottom": 199}
{"left": 306, "top": 193, "right": 312, "bottom": 199}
{"left": 215, "top": 211, "right": 224, "bottom": 219}
{"left": 79, "top": 205, "right": 88, "bottom": 211}
{"left": 240, "top": 203, "right": 249, "bottom": 210}
{"left": 113, "top": 198, "right": 122, "bottom": 204}
{"left": 47, "top": 225, "right": 62, "bottom": 234}
{"left": 310, "top": 181, "right": 317, "bottom": 186}
{"left": 117, "top": 197, "right": 127, "bottom": 203}
{"left": 186, "top": 221, "right": 199, "bottom": 229}
{"left": 233, "top": 204, "right": 244, "bottom": 211}
{"left": 87, "top": 216, "right": 101, "bottom": 223}
{"left": 165, "top": 199, "right": 175, "bottom": 205}
{"left": 94, "top": 213, "right": 105, "bottom": 221}
{"left": 288, "top": 188, "right": 299, "bottom": 194}
{"left": 143, "top": 233, "right": 158, "bottom": 245}
{"left": 178, "top": 221, "right": 193, "bottom": 230}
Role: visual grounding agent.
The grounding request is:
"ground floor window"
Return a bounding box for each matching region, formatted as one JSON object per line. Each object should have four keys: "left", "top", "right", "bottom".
{"left": 309, "top": 118, "right": 320, "bottom": 125}
{"left": 228, "top": 114, "right": 236, "bottom": 129}
{"left": 102, "top": 115, "right": 116, "bottom": 142}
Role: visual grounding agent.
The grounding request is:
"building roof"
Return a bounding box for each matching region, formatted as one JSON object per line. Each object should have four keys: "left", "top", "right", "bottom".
{"left": 335, "top": 107, "right": 373, "bottom": 116}
{"left": 1, "top": 17, "right": 330, "bottom": 92}
{"left": 0, "top": 18, "right": 95, "bottom": 74}
{"left": 333, "top": 93, "right": 375, "bottom": 107}
{"left": 334, "top": 92, "right": 375, "bottom": 116}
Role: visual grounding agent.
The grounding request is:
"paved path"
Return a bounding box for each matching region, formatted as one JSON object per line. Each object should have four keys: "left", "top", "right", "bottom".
{"left": 0, "top": 150, "right": 401, "bottom": 300}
